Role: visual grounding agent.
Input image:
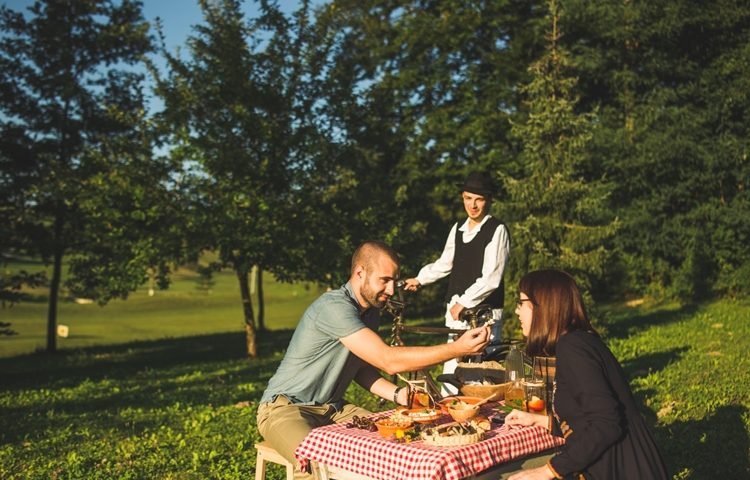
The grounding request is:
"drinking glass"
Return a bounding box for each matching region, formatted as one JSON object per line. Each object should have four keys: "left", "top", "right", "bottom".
{"left": 530, "top": 356, "right": 556, "bottom": 415}
{"left": 523, "top": 379, "right": 546, "bottom": 415}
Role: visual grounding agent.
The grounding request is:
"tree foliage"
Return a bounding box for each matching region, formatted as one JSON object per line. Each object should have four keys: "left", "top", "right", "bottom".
{"left": 0, "top": 0, "right": 177, "bottom": 351}
{"left": 302, "top": 0, "right": 544, "bottom": 298}
{"left": 501, "top": 0, "right": 618, "bottom": 300}
{"left": 151, "top": 0, "right": 316, "bottom": 356}
{"left": 3, "top": 0, "right": 750, "bottom": 354}
{"left": 559, "top": 0, "right": 750, "bottom": 300}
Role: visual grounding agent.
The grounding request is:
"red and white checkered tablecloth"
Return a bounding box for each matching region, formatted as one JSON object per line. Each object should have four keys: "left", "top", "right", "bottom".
{"left": 295, "top": 406, "right": 565, "bottom": 480}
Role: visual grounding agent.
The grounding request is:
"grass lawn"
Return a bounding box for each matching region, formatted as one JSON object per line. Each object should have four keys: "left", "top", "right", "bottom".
{"left": 1, "top": 272, "right": 749, "bottom": 479}
{"left": 1, "top": 264, "right": 322, "bottom": 358}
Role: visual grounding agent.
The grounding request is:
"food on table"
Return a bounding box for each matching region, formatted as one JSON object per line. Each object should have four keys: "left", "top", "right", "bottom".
{"left": 447, "top": 399, "right": 479, "bottom": 410}
{"left": 527, "top": 395, "right": 546, "bottom": 413}
{"left": 398, "top": 408, "right": 442, "bottom": 423}
{"left": 346, "top": 415, "right": 376, "bottom": 431}
{"left": 375, "top": 415, "right": 414, "bottom": 438}
{"left": 387, "top": 412, "right": 415, "bottom": 426}
{"left": 421, "top": 418, "right": 489, "bottom": 446}
{"left": 437, "top": 396, "right": 483, "bottom": 413}
{"left": 473, "top": 416, "right": 491, "bottom": 430}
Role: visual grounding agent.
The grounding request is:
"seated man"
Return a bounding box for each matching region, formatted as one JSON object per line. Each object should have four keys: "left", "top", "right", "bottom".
{"left": 256, "top": 240, "right": 490, "bottom": 478}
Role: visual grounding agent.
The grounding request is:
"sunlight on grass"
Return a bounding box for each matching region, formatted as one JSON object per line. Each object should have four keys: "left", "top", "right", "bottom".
{"left": 1, "top": 264, "right": 323, "bottom": 358}
{"left": 1, "top": 283, "right": 749, "bottom": 479}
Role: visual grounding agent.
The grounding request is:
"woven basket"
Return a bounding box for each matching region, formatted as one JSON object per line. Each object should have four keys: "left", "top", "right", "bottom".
{"left": 459, "top": 381, "right": 511, "bottom": 401}
{"left": 451, "top": 361, "right": 509, "bottom": 401}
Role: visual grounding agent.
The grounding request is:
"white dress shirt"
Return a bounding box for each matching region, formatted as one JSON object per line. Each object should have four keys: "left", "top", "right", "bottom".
{"left": 415, "top": 215, "right": 510, "bottom": 328}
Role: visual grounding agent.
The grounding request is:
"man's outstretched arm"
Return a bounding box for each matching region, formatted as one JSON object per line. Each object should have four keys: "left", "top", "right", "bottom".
{"left": 340, "top": 325, "right": 490, "bottom": 376}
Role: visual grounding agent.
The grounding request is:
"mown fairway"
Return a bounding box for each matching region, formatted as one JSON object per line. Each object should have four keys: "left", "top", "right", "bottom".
{"left": 0, "top": 262, "right": 322, "bottom": 358}
{"left": 1, "top": 287, "right": 749, "bottom": 479}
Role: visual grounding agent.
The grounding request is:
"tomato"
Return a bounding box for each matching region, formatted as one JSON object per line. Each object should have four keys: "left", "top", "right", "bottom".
{"left": 527, "top": 396, "right": 545, "bottom": 412}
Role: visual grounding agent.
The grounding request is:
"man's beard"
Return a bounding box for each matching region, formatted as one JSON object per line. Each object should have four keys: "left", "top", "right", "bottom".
{"left": 361, "top": 279, "right": 388, "bottom": 309}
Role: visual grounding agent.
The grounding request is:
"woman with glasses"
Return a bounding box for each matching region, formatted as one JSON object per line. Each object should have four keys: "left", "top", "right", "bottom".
{"left": 505, "top": 269, "right": 668, "bottom": 480}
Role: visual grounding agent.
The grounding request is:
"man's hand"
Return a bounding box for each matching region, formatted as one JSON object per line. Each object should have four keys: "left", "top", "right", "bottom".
{"left": 449, "top": 302, "right": 465, "bottom": 321}
{"left": 403, "top": 278, "right": 421, "bottom": 292}
{"left": 452, "top": 325, "right": 490, "bottom": 355}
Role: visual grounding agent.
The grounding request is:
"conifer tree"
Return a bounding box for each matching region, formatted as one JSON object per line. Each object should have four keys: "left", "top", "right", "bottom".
{"left": 503, "top": 0, "right": 618, "bottom": 296}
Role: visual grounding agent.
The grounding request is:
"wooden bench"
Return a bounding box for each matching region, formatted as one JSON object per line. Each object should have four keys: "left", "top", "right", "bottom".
{"left": 255, "top": 441, "right": 294, "bottom": 480}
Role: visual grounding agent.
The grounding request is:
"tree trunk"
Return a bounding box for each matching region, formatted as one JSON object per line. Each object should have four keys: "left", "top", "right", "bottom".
{"left": 256, "top": 266, "right": 265, "bottom": 331}
{"left": 237, "top": 267, "right": 258, "bottom": 357}
{"left": 46, "top": 212, "right": 64, "bottom": 353}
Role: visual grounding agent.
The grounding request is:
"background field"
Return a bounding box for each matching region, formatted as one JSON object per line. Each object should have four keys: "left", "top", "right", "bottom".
{"left": 1, "top": 262, "right": 321, "bottom": 358}
{"left": 1, "top": 265, "right": 749, "bottom": 479}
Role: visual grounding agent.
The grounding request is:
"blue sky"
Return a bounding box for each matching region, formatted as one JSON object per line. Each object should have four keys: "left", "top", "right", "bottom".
{"left": 3, "top": 0, "right": 308, "bottom": 53}
{"left": 3, "top": 0, "right": 315, "bottom": 112}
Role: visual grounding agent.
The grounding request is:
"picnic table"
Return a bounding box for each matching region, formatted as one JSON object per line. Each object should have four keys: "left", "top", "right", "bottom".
{"left": 295, "top": 404, "right": 564, "bottom": 480}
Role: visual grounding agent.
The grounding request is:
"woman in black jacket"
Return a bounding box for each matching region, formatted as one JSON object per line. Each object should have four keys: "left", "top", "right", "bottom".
{"left": 505, "top": 269, "right": 668, "bottom": 480}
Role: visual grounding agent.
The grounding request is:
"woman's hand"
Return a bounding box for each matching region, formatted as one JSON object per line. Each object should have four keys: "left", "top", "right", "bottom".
{"left": 508, "top": 465, "right": 556, "bottom": 480}
{"left": 505, "top": 409, "right": 547, "bottom": 429}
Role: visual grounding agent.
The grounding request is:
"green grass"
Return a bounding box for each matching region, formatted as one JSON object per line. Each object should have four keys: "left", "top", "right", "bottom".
{"left": 599, "top": 300, "right": 750, "bottom": 479}
{"left": 1, "top": 265, "right": 322, "bottom": 358}
{"left": 1, "top": 282, "right": 749, "bottom": 478}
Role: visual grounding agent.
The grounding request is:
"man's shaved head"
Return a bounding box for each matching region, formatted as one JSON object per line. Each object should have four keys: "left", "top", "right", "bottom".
{"left": 351, "top": 240, "right": 400, "bottom": 275}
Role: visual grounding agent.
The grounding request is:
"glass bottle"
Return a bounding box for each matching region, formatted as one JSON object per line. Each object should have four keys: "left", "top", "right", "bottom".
{"left": 524, "top": 357, "right": 547, "bottom": 415}
{"left": 504, "top": 342, "right": 524, "bottom": 383}
{"left": 505, "top": 379, "right": 526, "bottom": 411}
{"left": 504, "top": 343, "right": 526, "bottom": 410}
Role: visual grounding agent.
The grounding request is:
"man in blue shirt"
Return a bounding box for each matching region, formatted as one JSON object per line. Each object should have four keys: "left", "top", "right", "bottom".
{"left": 257, "top": 240, "right": 491, "bottom": 476}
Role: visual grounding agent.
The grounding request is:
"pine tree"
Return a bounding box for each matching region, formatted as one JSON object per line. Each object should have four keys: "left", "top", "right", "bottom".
{"left": 503, "top": 0, "right": 618, "bottom": 297}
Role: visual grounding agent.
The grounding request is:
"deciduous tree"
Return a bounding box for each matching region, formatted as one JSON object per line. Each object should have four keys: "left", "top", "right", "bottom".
{"left": 0, "top": 0, "right": 172, "bottom": 352}
{"left": 152, "top": 0, "right": 313, "bottom": 356}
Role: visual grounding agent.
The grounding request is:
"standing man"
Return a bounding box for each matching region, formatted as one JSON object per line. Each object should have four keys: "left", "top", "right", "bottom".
{"left": 404, "top": 171, "right": 510, "bottom": 395}
{"left": 256, "top": 240, "right": 490, "bottom": 478}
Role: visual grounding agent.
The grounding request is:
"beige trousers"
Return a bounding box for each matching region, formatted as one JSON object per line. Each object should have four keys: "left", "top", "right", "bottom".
{"left": 256, "top": 395, "right": 371, "bottom": 479}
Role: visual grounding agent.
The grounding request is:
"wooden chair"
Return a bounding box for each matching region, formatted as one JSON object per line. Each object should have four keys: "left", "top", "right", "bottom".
{"left": 255, "top": 441, "right": 294, "bottom": 480}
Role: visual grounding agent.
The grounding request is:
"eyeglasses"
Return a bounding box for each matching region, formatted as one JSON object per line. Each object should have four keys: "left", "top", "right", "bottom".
{"left": 516, "top": 298, "right": 534, "bottom": 307}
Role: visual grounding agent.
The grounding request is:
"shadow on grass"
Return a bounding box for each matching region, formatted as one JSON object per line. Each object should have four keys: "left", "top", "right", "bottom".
{"left": 652, "top": 404, "right": 750, "bottom": 479}
{"left": 599, "top": 304, "right": 698, "bottom": 340}
{"left": 0, "top": 328, "right": 294, "bottom": 388}
{"left": 0, "top": 329, "right": 295, "bottom": 445}
{"left": 621, "top": 347, "right": 689, "bottom": 380}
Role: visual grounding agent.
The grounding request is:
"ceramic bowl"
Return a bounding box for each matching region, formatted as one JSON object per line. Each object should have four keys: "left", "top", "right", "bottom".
{"left": 374, "top": 417, "right": 414, "bottom": 438}
{"left": 398, "top": 408, "right": 442, "bottom": 424}
{"left": 447, "top": 403, "right": 480, "bottom": 423}
{"left": 437, "top": 396, "right": 483, "bottom": 415}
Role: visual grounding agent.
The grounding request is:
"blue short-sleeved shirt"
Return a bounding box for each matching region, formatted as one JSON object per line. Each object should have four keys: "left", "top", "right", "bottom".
{"left": 259, "top": 282, "right": 381, "bottom": 406}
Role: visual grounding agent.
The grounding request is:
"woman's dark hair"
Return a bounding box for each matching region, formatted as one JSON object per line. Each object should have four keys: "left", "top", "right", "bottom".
{"left": 519, "top": 269, "right": 597, "bottom": 357}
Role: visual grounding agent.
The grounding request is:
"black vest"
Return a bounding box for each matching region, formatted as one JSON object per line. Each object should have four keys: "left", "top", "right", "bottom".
{"left": 445, "top": 216, "right": 505, "bottom": 308}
